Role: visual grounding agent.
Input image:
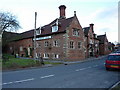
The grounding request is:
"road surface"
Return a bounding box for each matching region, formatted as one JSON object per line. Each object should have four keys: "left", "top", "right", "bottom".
{"left": 2, "top": 56, "right": 120, "bottom": 88}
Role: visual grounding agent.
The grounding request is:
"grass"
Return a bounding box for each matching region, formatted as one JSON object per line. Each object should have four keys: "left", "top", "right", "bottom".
{"left": 2, "top": 54, "right": 63, "bottom": 70}
{"left": 111, "top": 83, "right": 120, "bottom": 90}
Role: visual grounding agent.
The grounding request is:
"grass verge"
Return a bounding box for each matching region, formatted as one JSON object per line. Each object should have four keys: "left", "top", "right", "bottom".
{"left": 2, "top": 54, "right": 63, "bottom": 70}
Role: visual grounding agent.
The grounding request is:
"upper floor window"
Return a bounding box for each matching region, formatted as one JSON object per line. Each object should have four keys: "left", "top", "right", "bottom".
{"left": 36, "top": 27, "right": 41, "bottom": 35}
{"left": 73, "top": 28, "right": 79, "bottom": 36}
{"left": 52, "top": 26, "right": 58, "bottom": 32}
{"left": 78, "top": 42, "right": 82, "bottom": 49}
{"left": 44, "top": 41, "right": 49, "bottom": 47}
{"left": 54, "top": 40, "right": 59, "bottom": 47}
{"left": 52, "top": 19, "right": 59, "bottom": 32}
{"left": 70, "top": 41, "right": 74, "bottom": 49}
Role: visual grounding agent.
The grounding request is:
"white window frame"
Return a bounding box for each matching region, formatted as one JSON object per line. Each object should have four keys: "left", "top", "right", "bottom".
{"left": 53, "top": 54, "right": 59, "bottom": 59}
{"left": 36, "top": 27, "right": 41, "bottom": 35}
{"left": 73, "top": 28, "right": 79, "bottom": 36}
{"left": 53, "top": 40, "right": 59, "bottom": 47}
{"left": 20, "top": 46, "right": 23, "bottom": 51}
{"left": 44, "top": 41, "right": 49, "bottom": 47}
{"left": 69, "top": 41, "right": 74, "bottom": 49}
{"left": 52, "top": 26, "right": 58, "bottom": 32}
{"left": 44, "top": 53, "right": 49, "bottom": 58}
{"left": 10, "top": 47, "right": 12, "bottom": 50}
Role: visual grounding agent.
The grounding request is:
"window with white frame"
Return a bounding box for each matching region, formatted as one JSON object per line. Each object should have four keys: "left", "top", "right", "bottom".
{"left": 78, "top": 42, "right": 82, "bottom": 49}
{"left": 70, "top": 41, "right": 74, "bottom": 49}
{"left": 44, "top": 41, "right": 49, "bottom": 47}
{"left": 10, "top": 47, "right": 12, "bottom": 50}
{"left": 53, "top": 54, "right": 59, "bottom": 59}
{"left": 54, "top": 40, "right": 59, "bottom": 47}
{"left": 52, "top": 26, "right": 58, "bottom": 32}
{"left": 73, "top": 28, "right": 79, "bottom": 36}
{"left": 44, "top": 53, "right": 49, "bottom": 58}
{"left": 38, "top": 53, "right": 41, "bottom": 57}
{"left": 36, "top": 27, "right": 41, "bottom": 35}
{"left": 20, "top": 46, "right": 23, "bottom": 51}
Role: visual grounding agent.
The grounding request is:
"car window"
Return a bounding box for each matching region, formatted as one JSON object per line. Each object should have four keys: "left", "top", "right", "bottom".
{"left": 107, "top": 55, "right": 120, "bottom": 61}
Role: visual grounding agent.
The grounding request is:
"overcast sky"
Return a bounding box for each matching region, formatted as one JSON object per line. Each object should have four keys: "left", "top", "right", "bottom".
{"left": 0, "top": 0, "right": 119, "bottom": 43}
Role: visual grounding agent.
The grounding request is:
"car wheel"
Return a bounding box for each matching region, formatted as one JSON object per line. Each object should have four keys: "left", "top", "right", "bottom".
{"left": 106, "top": 67, "right": 110, "bottom": 71}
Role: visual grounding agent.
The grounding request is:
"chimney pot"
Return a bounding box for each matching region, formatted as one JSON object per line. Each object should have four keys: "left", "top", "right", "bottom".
{"left": 90, "top": 23, "right": 94, "bottom": 31}
{"left": 74, "top": 11, "right": 76, "bottom": 16}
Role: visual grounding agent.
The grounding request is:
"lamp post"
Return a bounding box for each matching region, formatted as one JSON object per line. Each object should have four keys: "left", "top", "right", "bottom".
{"left": 34, "top": 12, "right": 37, "bottom": 60}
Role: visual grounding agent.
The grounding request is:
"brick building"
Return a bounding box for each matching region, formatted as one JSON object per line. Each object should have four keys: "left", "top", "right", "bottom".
{"left": 2, "top": 5, "right": 112, "bottom": 61}
{"left": 97, "top": 34, "right": 111, "bottom": 55}
{"left": 3, "top": 5, "right": 86, "bottom": 61}
{"left": 83, "top": 24, "right": 99, "bottom": 58}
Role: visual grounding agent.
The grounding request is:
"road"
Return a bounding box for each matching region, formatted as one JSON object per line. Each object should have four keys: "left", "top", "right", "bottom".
{"left": 2, "top": 56, "right": 120, "bottom": 88}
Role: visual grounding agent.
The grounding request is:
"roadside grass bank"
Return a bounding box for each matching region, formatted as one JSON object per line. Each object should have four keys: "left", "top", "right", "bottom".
{"left": 2, "top": 54, "right": 63, "bottom": 70}
{"left": 110, "top": 82, "right": 120, "bottom": 90}
{"left": 112, "top": 84, "right": 120, "bottom": 90}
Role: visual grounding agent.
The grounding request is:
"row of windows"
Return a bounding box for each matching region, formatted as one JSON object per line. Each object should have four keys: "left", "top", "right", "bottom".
{"left": 36, "top": 27, "right": 80, "bottom": 37}
{"left": 44, "top": 40, "right": 59, "bottom": 47}
{"left": 37, "top": 41, "right": 82, "bottom": 49}
{"left": 18, "top": 41, "right": 82, "bottom": 52}
{"left": 69, "top": 41, "right": 82, "bottom": 49}
{"left": 36, "top": 53, "right": 59, "bottom": 59}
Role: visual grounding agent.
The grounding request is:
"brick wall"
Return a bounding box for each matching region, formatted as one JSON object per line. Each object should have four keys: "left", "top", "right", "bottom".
{"left": 7, "top": 38, "right": 33, "bottom": 57}
{"left": 65, "top": 16, "right": 85, "bottom": 60}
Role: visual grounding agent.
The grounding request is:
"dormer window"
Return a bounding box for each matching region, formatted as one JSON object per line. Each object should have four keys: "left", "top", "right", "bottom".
{"left": 52, "top": 19, "right": 58, "bottom": 32}
{"left": 36, "top": 27, "right": 41, "bottom": 35}
{"left": 52, "top": 25, "right": 58, "bottom": 32}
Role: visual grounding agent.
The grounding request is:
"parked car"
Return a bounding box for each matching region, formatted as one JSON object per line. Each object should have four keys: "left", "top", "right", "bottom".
{"left": 105, "top": 53, "right": 120, "bottom": 70}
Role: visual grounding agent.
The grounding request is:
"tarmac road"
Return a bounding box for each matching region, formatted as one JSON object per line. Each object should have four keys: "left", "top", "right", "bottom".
{"left": 2, "top": 56, "right": 120, "bottom": 88}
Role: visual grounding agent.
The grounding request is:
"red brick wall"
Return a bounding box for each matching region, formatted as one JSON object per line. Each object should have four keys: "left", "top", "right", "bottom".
{"left": 7, "top": 38, "right": 33, "bottom": 57}
{"left": 65, "top": 16, "right": 85, "bottom": 60}
{"left": 36, "top": 33, "right": 66, "bottom": 60}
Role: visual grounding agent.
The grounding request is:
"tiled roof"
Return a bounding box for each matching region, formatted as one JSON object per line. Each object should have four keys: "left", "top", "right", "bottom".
{"left": 83, "top": 27, "right": 90, "bottom": 36}
{"left": 97, "top": 35, "right": 106, "bottom": 44}
{"left": 7, "top": 16, "right": 74, "bottom": 41}
{"left": 20, "top": 29, "right": 34, "bottom": 39}
{"left": 2, "top": 31, "right": 21, "bottom": 42}
{"left": 39, "top": 17, "right": 74, "bottom": 36}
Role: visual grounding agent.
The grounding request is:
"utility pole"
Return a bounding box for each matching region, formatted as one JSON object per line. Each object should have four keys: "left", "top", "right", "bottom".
{"left": 34, "top": 12, "right": 37, "bottom": 60}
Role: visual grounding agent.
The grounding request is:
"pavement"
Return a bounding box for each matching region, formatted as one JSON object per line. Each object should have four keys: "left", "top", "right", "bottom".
{"left": 18, "top": 55, "right": 108, "bottom": 68}
{"left": 42, "top": 55, "right": 108, "bottom": 65}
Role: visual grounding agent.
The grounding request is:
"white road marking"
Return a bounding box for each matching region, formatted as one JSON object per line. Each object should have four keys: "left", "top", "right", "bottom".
{"left": 87, "top": 66, "right": 92, "bottom": 69}
{"left": 76, "top": 65, "right": 99, "bottom": 72}
{"left": 40, "top": 74, "right": 55, "bottom": 79}
{"left": 14, "top": 78, "right": 34, "bottom": 83}
{"left": 2, "top": 74, "right": 55, "bottom": 86}
{"left": 2, "top": 82, "right": 13, "bottom": 85}
{"left": 76, "top": 68, "right": 87, "bottom": 71}
{"left": 93, "top": 65, "right": 98, "bottom": 67}
{"left": 1, "top": 78, "right": 35, "bottom": 86}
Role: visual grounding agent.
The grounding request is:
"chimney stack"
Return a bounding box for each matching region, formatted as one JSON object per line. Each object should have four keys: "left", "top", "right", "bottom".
{"left": 59, "top": 5, "right": 66, "bottom": 19}
{"left": 90, "top": 23, "right": 94, "bottom": 31}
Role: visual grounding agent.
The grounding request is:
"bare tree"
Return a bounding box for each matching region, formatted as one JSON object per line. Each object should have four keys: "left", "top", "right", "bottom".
{"left": 0, "top": 12, "right": 21, "bottom": 34}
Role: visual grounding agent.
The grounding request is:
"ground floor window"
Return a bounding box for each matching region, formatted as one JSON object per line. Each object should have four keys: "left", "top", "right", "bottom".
{"left": 43, "top": 53, "right": 49, "bottom": 58}
{"left": 53, "top": 54, "right": 59, "bottom": 59}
